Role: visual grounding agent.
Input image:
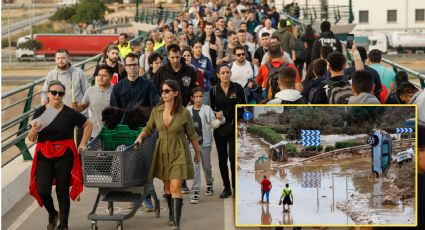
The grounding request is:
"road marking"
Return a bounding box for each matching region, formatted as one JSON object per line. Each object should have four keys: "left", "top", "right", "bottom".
{"left": 6, "top": 201, "right": 38, "bottom": 230}
{"left": 224, "top": 197, "right": 235, "bottom": 230}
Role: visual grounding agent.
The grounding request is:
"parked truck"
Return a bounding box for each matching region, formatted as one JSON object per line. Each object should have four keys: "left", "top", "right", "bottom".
{"left": 16, "top": 34, "right": 119, "bottom": 61}
{"left": 368, "top": 32, "right": 425, "bottom": 53}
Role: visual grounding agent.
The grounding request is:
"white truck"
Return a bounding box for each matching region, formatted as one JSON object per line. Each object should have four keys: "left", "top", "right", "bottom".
{"left": 368, "top": 32, "right": 425, "bottom": 53}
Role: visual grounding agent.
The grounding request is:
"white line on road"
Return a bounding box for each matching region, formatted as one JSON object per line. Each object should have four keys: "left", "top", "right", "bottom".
{"left": 6, "top": 201, "right": 38, "bottom": 230}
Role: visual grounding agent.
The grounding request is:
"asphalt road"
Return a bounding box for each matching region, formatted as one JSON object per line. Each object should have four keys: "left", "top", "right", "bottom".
{"left": 2, "top": 13, "right": 54, "bottom": 36}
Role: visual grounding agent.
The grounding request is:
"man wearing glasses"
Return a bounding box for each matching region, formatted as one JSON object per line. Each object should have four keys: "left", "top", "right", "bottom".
{"left": 229, "top": 45, "right": 258, "bottom": 89}
{"left": 110, "top": 52, "right": 159, "bottom": 110}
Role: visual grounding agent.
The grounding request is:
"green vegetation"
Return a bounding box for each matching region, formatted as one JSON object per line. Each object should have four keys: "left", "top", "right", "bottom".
{"left": 50, "top": 0, "right": 108, "bottom": 24}
{"left": 334, "top": 140, "right": 364, "bottom": 149}
{"left": 269, "top": 125, "right": 290, "bottom": 134}
{"left": 325, "top": 146, "right": 336, "bottom": 152}
{"left": 247, "top": 125, "right": 283, "bottom": 144}
{"left": 305, "top": 146, "right": 323, "bottom": 151}
{"left": 284, "top": 143, "right": 298, "bottom": 155}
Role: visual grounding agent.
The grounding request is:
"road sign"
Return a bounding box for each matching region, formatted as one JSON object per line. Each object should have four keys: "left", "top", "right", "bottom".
{"left": 301, "top": 140, "right": 320, "bottom": 146}
{"left": 395, "top": 128, "right": 413, "bottom": 133}
{"left": 301, "top": 130, "right": 320, "bottom": 135}
{"left": 302, "top": 172, "right": 321, "bottom": 188}
{"left": 301, "top": 136, "right": 321, "bottom": 141}
{"left": 243, "top": 111, "right": 253, "bottom": 121}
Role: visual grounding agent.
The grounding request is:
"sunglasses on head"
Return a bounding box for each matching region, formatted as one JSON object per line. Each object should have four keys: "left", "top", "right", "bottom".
{"left": 49, "top": 90, "right": 65, "bottom": 97}
{"left": 236, "top": 53, "right": 246, "bottom": 57}
{"left": 160, "top": 89, "right": 174, "bottom": 94}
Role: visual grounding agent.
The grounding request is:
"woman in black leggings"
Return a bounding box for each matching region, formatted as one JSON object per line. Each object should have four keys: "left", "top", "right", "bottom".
{"left": 209, "top": 64, "right": 246, "bottom": 198}
{"left": 28, "top": 80, "right": 93, "bottom": 230}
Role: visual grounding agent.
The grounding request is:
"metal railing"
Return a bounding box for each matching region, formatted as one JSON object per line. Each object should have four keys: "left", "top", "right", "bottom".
{"left": 283, "top": 5, "right": 353, "bottom": 26}
{"left": 135, "top": 8, "right": 180, "bottom": 25}
{"left": 1, "top": 33, "right": 148, "bottom": 167}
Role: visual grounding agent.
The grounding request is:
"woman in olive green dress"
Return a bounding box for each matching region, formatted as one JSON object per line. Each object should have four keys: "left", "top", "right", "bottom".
{"left": 135, "top": 79, "right": 201, "bottom": 230}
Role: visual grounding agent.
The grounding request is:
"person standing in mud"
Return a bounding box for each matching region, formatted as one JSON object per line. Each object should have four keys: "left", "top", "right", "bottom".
{"left": 261, "top": 175, "right": 272, "bottom": 203}
{"left": 279, "top": 183, "right": 293, "bottom": 212}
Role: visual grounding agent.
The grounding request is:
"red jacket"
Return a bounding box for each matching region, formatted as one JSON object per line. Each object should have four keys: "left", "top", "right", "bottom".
{"left": 256, "top": 59, "right": 301, "bottom": 99}
{"left": 29, "top": 139, "right": 83, "bottom": 207}
{"left": 261, "top": 178, "right": 272, "bottom": 191}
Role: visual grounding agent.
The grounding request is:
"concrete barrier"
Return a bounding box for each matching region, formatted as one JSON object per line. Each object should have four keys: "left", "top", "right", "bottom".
{"left": 2, "top": 146, "right": 35, "bottom": 216}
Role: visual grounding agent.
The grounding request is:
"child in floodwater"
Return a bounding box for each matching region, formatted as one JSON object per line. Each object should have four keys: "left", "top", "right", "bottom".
{"left": 260, "top": 175, "right": 272, "bottom": 203}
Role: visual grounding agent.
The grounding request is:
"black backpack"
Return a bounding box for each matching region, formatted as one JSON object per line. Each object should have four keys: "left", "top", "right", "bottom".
{"left": 323, "top": 76, "right": 353, "bottom": 104}
{"left": 280, "top": 97, "right": 308, "bottom": 104}
{"left": 265, "top": 62, "right": 288, "bottom": 99}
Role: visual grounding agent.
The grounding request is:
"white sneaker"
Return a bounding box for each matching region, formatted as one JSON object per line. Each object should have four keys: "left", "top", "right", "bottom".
{"left": 190, "top": 192, "right": 200, "bottom": 204}
{"left": 205, "top": 184, "right": 214, "bottom": 196}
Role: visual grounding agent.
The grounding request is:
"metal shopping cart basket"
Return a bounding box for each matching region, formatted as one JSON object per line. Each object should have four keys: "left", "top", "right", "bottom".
{"left": 81, "top": 125, "right": 159, "bottom": 230}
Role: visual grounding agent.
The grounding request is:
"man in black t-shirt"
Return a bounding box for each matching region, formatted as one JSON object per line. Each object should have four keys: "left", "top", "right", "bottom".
{"left": 93, "top": 45, "right": 127, "bottom": 85}
{"left": 253, "top": 32, "right": 270, "bottom": 67}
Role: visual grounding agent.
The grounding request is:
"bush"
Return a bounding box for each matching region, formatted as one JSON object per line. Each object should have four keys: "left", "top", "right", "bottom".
{"left": 334, "top": 141, "right": 363, "bottom": 149}
{"left": 270, "top": 125, "right": 290, "bottom": 134}
{"left": 247, "top": 125, "right": 283, "bottom": 144}
{"left": 325, "top": 145, "right": 336, "bottom": 152}
{"left": 284, "top": 144, "right": 298, "bottom": 155}
{"left": 299, "top": 150, "right": 319, "bottom": 158}
{"left": 305, "top": 146, "right": 323, "bottom": 151}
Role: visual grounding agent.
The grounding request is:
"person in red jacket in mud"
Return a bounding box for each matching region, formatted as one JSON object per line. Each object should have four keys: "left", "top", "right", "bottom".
{"left": 261, "top": 175, "right": 272, "bottom": 203}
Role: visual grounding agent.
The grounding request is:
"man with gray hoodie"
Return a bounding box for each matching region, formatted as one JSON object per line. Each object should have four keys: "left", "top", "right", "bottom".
{"left": 41, "top": 48, "right": 88, "bottom": 107}
{"left": 348, "top": 70, "right": 380, "bottom": 104}
{"left": 267, "top": 67, "right": 308, "bottom": 104}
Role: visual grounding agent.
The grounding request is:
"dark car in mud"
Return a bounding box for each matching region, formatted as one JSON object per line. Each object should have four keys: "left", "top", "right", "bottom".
{"left": 367, "top": 130, "right": 392, "bottom": 177}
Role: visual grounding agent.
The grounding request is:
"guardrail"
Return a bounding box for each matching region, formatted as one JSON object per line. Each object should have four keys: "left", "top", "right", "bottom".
{"left": 1, "top": 32, "right": 148, "bottom": 167}
{"left": 283, "top": 5, "right": 353, "bottom": 26}
{"left": 135, "top": 8, "right": 180, "bottom": 25}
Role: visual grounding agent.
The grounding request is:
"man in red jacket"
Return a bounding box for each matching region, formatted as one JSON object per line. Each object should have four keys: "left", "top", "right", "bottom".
{"left": 261, "top": 175, "right": 272, "bottom": 203}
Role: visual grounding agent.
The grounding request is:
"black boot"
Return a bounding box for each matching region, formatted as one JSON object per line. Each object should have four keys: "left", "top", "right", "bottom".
{"left": 173, "top": 198, "right": 183, "bottom": 230}
{"left": 165, "top": 194, "right": 173, "bottom": 226}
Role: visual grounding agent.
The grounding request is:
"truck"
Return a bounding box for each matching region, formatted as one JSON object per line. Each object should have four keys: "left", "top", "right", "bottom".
{"left": 15, "top": 34, "right": 119, "bottom": 61}
{"left": 368, "top": 32, "right": 425, "bottom": 53}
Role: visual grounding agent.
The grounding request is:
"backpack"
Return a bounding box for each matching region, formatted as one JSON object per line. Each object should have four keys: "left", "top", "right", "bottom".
{"left": 294, "top": 38, "right": 306, "bottom": 61}
{"left": 265, "top": 62, "right": 288, "bottom": 99}
{"left": 323, "top": 76, "right": 353, "bottom": 104}
{"left": 308, "top": 86, "right": 320, "bottom": 103}
{"left": 280, "top": 97, "right": 308, "bottom": 104}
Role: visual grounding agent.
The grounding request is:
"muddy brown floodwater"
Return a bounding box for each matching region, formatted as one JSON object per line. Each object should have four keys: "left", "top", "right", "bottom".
{"left": 236, "top": 130, "right": 415, "bottom": 226}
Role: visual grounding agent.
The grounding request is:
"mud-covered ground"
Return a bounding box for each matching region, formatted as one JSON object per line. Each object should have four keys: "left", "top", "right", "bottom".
{"left": 236, "top": 128, "right": 415, "bottom": 226}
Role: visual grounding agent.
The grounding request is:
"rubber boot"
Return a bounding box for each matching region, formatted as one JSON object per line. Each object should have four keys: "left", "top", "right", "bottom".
{"left": 165, "top": 194, "right": 173, "bottom": 226}
{"left": 173, "top": 198, "right": 183, "bottom": 230}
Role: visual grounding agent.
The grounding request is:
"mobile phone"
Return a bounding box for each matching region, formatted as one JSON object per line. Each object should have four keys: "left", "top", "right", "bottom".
{"left": 347, "top": 33, "right": 354, "bottom": 49}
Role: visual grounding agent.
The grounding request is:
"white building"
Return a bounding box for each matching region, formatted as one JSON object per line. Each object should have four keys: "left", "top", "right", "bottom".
{"left": 290, "top": 0, "right": 424, "bottom": 33}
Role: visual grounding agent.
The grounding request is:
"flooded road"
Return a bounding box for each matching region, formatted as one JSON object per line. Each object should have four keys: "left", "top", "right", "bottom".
{"left": 236, "top": 130, "right": 415, "bottom": 226}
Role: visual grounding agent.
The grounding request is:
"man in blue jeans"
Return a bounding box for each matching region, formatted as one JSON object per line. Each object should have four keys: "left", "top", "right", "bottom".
{"left": 261, "top": 175, "right": 272, "bottom": 203}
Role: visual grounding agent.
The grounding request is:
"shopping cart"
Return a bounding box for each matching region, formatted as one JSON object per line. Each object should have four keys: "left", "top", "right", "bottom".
{"left": 81, "top": 125, "right": 159, "bottom": 230}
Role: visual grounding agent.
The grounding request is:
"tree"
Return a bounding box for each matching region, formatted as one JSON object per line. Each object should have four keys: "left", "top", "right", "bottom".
{"left": 50, "top": 0, "right": 108, "bottom": 24}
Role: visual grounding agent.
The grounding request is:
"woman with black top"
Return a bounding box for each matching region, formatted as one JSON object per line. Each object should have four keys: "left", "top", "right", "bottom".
{"left": 301, "top": 25, "right": 318, "bottom": 70}
{"left": 28, "top": 80, "right": 93, "bottom": 230}
{"left": 209, "top": 64, "right": 246, "bottom": 198}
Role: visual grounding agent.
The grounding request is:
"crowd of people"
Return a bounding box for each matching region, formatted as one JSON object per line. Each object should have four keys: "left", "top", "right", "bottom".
{"left": 27, "top": 0, "right": 425, "bottom": 229}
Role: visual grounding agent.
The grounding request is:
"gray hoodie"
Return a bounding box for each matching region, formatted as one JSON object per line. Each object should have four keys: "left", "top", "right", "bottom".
{"left": 267, "top": 89, "right": 304, "bottom": 104}
{"left": 41, "top": 65, "right": 88, "bottom": 106}
{"left": 348, "top": 92, "right": 380, "bottom": 104}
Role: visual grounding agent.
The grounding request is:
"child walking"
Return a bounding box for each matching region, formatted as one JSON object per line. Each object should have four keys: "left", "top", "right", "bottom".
{"left": 187, "top": 87, "right": 217, "bottom": 203}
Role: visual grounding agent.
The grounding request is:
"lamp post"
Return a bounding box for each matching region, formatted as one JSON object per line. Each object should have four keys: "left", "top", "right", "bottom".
{"left": 135, "top": 0, "right": 139, "bottom": 22}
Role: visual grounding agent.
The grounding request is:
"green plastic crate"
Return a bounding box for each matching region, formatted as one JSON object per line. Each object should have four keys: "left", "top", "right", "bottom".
{"left": 100, "top": 125, "right": 143, "bottom": 151}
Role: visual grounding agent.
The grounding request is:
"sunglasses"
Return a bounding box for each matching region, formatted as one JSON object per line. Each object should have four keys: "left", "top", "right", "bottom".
{"left": 236, "top": 53, "right": 246, "bottom": 57}
{"left": 49, "top": 90, "right": 65, "bottom": 97}
{"left": 160, "top": 89, "right": 174, "bottom": 94}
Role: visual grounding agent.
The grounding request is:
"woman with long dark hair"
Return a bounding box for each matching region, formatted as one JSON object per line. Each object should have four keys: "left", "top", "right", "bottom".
{"left": 210, "top": 64, "right": 246, "bottom": 198}
{"left": 302, "top": 25, "right": 318, "bottom": 69}
{"left": 135, "top": 79, "right": 201, "bottom": 230}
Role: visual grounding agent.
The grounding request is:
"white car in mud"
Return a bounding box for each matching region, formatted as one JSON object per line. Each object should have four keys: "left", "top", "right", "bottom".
{"left": 367, "top": 130, "right": 392, "bottom": 177}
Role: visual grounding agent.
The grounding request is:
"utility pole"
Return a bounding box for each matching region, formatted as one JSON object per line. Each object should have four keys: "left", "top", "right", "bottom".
{"left": 7, "top": 2, "right": 12, "bottom": 64}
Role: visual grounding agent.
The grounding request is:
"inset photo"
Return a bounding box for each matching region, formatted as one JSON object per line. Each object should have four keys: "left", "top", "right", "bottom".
{"left": 236, "top": 105, "right": 417, "bottom": 227}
